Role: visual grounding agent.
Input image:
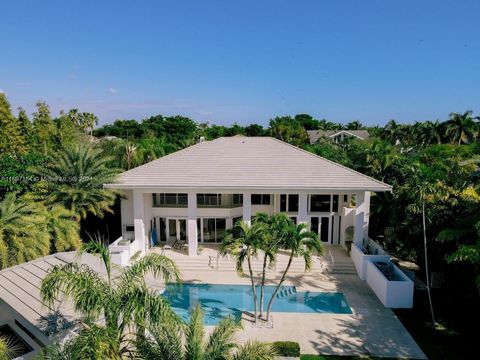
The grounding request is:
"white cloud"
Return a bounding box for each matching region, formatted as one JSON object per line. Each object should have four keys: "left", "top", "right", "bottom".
{"left": 0, "top": 89, "right": 4, "bottom": 93}
{"left": 109, "top": 87, "right": 118, "bottom": 94}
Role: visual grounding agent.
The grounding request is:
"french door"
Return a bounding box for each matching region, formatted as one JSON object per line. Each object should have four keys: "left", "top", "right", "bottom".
{"left": 310, "top": 216, "right": 332, "bottom": 244}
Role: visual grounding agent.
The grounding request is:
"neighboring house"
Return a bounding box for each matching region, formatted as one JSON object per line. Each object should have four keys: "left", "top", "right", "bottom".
{"left": 0, "top": 252, "right": 104, "bottom": 359}
{"left": 308, "top": 130, "right": 370, "bottom": 144}
{"left": 105, "top": 136, "right": 391, "bottom": 263}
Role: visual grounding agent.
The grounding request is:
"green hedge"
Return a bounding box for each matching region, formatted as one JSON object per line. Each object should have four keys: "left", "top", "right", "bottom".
{"left": 273, "top": 341, "right": 300, "bottom": 357}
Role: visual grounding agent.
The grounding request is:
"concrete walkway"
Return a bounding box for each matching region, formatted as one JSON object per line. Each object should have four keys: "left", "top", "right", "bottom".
{"left": 165, "top": 247, "right": 426, "bottom": 359}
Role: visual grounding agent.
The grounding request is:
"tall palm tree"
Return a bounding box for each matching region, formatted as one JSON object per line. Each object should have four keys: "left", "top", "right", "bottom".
{"left": 136, "top": 304, "right": 276, "bottom": 360}
{"left": 221, "top": 221, "right": 265, "bottom": 323}
{"left": 408, "top": 163, "right": 447, "bottom": 326}
{"left": 40, "top": 238, "right": 181, "bottom": 358}
{"left": 253, "top": 213, "right": 290, "bottom": 319}
{"left": 446, "top": 111, "right": 479, "bottom": 144}
{"left": 265, "top": 220, "right": 322, "bottom": 324}
{"left": 31, "top": 143, "right": 121, "bottom": 220}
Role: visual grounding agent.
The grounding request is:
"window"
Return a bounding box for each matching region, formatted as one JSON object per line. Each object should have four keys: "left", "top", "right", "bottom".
{"left": 251, "top": 194, "right": 271, "bottom": 205}
{"left": 201, "top": 218, "right": 226, "bottom": 243}
{"left": 310, "top": 195, "right": 331, "bottom": 212}
{"left": 288, "top": 194, "right": 299, "bottom": 212}
{"left": 280, "top": 194, "right": 299, "bottom": 212}
{"left": 232, "top": 194, "right": 243, "bottom": 206}
{"left": 153, "top": 193, "right": 188, "bottom": 207}
{"left": 197, "top": 194, "right": 222, "bottom": 207}
{"left": 280, "top": 194, "right": 287, "bottom": 212}
{"left": 332, "top": 195, "right": 339, "bottom": 212}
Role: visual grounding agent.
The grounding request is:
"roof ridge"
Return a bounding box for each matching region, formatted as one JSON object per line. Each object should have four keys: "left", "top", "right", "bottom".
{"left": 268, "top": 137, "right": 392, "bottom": 190}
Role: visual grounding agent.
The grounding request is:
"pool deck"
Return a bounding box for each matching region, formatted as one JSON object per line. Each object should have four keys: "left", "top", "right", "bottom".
{"left": 162, "top": 246, "right": 426, "bottom": 359}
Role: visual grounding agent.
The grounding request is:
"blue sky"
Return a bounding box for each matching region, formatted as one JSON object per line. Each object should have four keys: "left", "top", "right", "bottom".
{"left": 1, "top": 0, "right": 479, "bottom": 126}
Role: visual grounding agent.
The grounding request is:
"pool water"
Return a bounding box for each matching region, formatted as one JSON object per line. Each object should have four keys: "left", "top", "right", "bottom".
{"left": 162, "top": 283, "right": 352, "bottom": 325}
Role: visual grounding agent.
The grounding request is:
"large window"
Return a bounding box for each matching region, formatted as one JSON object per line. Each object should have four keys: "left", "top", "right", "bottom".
{"left": 197, "top": 193, "right": 222, "bottom": 207}
{"left": 251, "top": 194, "right": 271, "bottom": 205}
{"left": 280, "top": 194, "right": 299, "bottom": 212}
{"left": 201, "top": 218, "right": 226, "bottom": 243}
{"left": 310, "top": 195, "right": 331, "bottom": 212}
{"left": 153, "top": 193, "right": 188, "bottom": 207}
{"left": 232, "top": 194, "right": 243, "bottom": 206}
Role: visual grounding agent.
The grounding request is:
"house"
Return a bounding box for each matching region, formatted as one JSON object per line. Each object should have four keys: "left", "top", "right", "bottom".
{"left": 105, "top": 136, "right": 391, "bottom": 262}
{"left": 308, "top": 130, "right": 370, "bottom": 144}
{"left": 0, "top": 252, "right": 105, "bottom": 359}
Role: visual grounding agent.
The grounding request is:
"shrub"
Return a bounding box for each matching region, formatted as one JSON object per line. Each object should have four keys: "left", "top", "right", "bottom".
{"left": 273, "top": 341, "right": 300, "bottom": 357}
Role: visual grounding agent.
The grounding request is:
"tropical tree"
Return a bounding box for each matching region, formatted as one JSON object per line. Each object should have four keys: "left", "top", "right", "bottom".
{"left": 16, "top": 106, "right": 32, "bottom": 148}
{"left": 31, "top": 143, "right": 120, "bottom": 220}
{"left": 252, "top": 213, "right": 291, "bottom": 319}
{"left": 346, "top": 120, "right": 363, "bottom": 130}
{"left": 0, "top": 193, "right": 50, "bottom": 269}
{"left": 221, "top": 220, "right": 266, "bottom": 323}
{"left": 0, "top": 93, "right": 27, "bottom": 155}
{"left": 268, "top": 116, "right": 309, "bottom": 146}
{"left": 265, "top": 219, "right": 322, "bottom": 323}
{"left": 136, "top": 304, "right": 275, "bottom": 360}
{"left": 40, "top": 238, "right": 181, "bottom": 359}
{"left": 32, "top": 101, "right": 56, "bottom": 155}
{"left": 405, "top": 163, "right": 447, "bottom": 326}
{"left": 446, "top": 111, "right": 478, "bottom": 145}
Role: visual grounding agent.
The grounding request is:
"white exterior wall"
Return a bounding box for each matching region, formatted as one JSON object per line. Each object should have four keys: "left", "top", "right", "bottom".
{"left": 366, "top": 261, "right": 414, "bottom": 308}
{"left": 120, "top": 190, "right": 134, "bottom": 239}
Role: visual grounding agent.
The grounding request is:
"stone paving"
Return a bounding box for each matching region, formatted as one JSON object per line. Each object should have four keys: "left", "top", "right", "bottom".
{"left": 155, "top": 245, "right": 427, "bottom": 359}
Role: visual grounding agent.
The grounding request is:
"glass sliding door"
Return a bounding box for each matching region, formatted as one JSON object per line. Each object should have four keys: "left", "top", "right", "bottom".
{"left": 199, "top": 218, "right": 227, "bottom": 243}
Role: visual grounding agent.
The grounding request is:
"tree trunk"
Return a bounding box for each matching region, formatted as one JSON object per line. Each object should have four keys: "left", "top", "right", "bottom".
{"left": 247, "top": 255, "right": 258, "bottom": 324}
{"left": 259, "top": 253, "right": 268, "bottom": 319}
{"left": 265, "top": 251, "right": 294, "bottom": 324}
{"left": 422, "top": 201, "right": 435, "bottom": 325}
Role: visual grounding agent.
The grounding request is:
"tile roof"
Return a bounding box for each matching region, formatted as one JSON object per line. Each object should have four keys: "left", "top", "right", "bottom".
{"left": 106, "top": 136, "right": 391, "bottom": 192}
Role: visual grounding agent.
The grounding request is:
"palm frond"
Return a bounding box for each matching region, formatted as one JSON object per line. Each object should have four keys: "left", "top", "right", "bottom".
{"left": 233, "top": 341, "right": 276, "bottom": 360}
{"left": 185, "top": 305, "right": 205, "bottom": 360}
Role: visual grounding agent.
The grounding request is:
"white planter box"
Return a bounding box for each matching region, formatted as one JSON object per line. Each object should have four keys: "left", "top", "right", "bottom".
{"left": 109, "top": 237, "right": 139, "bottom": 266}
{"left": 366, "top": 260, "right": 414, "bottom": 308}
{"left": 351, "top": 243, "right": 390, "bottom": 280}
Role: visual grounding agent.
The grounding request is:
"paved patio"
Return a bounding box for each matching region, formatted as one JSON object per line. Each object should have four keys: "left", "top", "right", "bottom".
{"left": 153, "top": 245, "right": 426, "bottom": 359}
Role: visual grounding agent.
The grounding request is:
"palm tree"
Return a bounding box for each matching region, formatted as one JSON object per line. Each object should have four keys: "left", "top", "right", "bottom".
{"left": 31, "top": 143, "right": 121, "bottom": 220}
{"left": 265, "top": 220, "right": 322, "bottom": 324}
{"left": 408, "top": 163, "right": 447, "bottom": 326}
{"left": 221, "top": 221, "right": 265, "bottom": 323}
{"left": 253, "top": 213, "right": 290, "bottom": 320}
{"left": 418, "top": 121, "right": 442, "bottom": 146}
{"left": 40, "top": 237, "right": 181, "bottom": 357}
{"left": 0, "top": 193, "right": 50, "bottom": 269}
{"left": 136, "top": 304, "right": 276, "bottom": 360}
{"left": 446, "top": 111, "right": 479, "bottom": 144}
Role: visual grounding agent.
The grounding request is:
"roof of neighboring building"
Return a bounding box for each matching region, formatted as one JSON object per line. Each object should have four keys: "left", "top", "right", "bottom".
{"left": 0, "top": 252, "right": 107, "bottom": 339}
{"left": 307, "top": 130, "right": 370, "bottom": 144}
{"left": 106, "top": 136, "right": 391, "bottom": 192}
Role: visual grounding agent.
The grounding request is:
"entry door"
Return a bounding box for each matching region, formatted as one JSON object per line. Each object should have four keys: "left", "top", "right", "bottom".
{"left": 167, "top": 218, "right": 187, "bottom": 242}
{"left": 311, "top": 216, "right": 331, "bottom": 244}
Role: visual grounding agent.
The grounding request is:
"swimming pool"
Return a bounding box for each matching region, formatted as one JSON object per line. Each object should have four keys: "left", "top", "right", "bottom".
{"left": 162, "top": 283, "right": 352, "bottom": 325}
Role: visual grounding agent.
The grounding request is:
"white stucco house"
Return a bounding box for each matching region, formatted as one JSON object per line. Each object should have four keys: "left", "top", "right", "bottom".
{"left": 105, "top": 136, "right": 391, "bottom": 261}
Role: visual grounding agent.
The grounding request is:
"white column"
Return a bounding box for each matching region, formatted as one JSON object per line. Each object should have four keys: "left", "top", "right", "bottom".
{"left": 133, "top": 190, "right": 146, "bottom": 254}
{"left": 243, "top": 192, "right": 251, "bottom": 225}
{"left": 363, "top": 191, "right": 371, "bottom": 240}
{"left": 298, "top": 193, "right": 308, "bottom": 224}
{"left": 354, "top": 191, "right": 370, "bottom": 245}
{"left": 226, "top": 217, "right": 233, "bottom": 230}
{"left": 187, "top": 192, "right": 198, "bottom": 256}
